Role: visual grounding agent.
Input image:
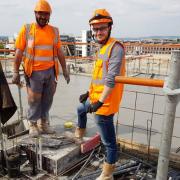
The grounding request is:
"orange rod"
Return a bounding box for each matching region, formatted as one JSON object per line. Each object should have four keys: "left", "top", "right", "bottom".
{"left": 65, "top": 56, "right": 94, "bottom": 60}
{"left": 115, "top": 76, "right": 164, "bottom": 87}
{"left": 0, "top": 56, "right": 94, "bottom": 61}
{"left": 62, "top": 42, "right": 96, "bottom": 46}
{"left": 0, "top": 49, "right": 15, "bottom": 52}
{"left": 1, "top": 42, "right": 180, "bottom": 48}
{"left": 0, "top": 58, "right": 14, "bottom": 61}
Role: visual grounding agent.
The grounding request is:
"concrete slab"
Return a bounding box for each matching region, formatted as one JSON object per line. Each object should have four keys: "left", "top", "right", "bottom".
{"left": 19, "top": 134, "right": 81, "bottom": 176}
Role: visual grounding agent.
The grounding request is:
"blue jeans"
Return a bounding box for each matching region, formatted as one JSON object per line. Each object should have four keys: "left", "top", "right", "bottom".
{"left": 77, "top": 99, "right": 117, "bottom": 164}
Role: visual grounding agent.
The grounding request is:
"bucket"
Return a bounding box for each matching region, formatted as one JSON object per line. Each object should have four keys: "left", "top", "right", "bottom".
{"left": 6, "top": 152, "right": 20, "bottom": 178}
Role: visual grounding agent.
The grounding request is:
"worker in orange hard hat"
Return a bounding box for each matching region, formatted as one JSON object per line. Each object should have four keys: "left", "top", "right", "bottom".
{"left": 34, "top": 0, "right": 52, "bottom": 13}
{"left": 89, "top": 9, "right": 113, "bottom": 44}
{"left": 75, "top": 9, "right": 126, "bottom": 180}
{"left": 34, "top": 0, "right": 52, "bottom": 28}
{"left": 12, "top": 0, "right": 70, "bottom": 137}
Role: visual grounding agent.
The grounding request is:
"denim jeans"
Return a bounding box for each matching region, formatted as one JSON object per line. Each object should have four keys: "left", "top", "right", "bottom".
{"left": 77, "top": 99, "right": 117, "bottom": 164}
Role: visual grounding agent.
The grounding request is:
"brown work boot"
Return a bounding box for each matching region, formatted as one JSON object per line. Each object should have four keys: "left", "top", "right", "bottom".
{"left": 29, "top": 121, "right": 39, "bottom": 138}
{"left": 74, "top": 127, "right": 86, "bottom": 139}
{"left": 96, "top": 162, "right": 115, "bottom": 180}
{"left": 37, "top": 119, "right": 55, "bottom": 134}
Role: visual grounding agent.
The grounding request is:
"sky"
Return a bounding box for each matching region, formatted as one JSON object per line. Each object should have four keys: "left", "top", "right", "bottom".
{"left": 0, "top": 0, "right": 180, "bottom": 38}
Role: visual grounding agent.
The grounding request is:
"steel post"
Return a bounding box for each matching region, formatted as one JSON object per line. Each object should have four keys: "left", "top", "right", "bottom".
{"left": 156, "top": 50, "right": 180, "bottom": 180}
{"left": 18, "top": 85, "right": 23, "bottom": 121}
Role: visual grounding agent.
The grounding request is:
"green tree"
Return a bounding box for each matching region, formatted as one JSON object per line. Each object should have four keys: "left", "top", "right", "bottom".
{"left": 0, "top": 43, "right": 4, "bottom": 49}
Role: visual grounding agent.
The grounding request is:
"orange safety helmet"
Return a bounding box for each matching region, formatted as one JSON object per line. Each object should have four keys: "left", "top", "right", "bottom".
{"left": 89, "top": 9, "right": 113, "bottom": 25}
{"left": 34, "top": 0, "right": 52, "bottom": 14}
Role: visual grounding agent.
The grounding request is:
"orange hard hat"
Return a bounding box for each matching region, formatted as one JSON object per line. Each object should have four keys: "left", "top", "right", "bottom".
{"left": 89, "top": 9, "right": 113, "bottom": 25}
{"left": 34, "top": 0, "right": 52, "bottom": 14}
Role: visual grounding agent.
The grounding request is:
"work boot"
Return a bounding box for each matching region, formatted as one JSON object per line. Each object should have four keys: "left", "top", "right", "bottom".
{"left": 96, "top": 162, "right": 115, "bottom": 180}
{"left": 74, "top": 127, "right": 86, "bottom": 139}
{"left": 37, "top": 119, "right": 55, "bottom": 134}
{"left": 29, "top": 121, "right": 39, "bottom": 138}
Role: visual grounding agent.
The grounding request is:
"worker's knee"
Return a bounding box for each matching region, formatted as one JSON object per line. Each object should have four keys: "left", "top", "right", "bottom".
{"left": 28, "top": 97, "right": 41, "bottom": 106}
{"left": 27, "top": 88, "right": 42, "bottom": 104}
{"left": 77, "top": 103, "right": 87, "bottom": 114}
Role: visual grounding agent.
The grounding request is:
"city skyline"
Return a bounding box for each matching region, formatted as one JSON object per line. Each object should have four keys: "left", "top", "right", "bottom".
{"left": 0, "top": 0, "right": 180, "bottom": 38}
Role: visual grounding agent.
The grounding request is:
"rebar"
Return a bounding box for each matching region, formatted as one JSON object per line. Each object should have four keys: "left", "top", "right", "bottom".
{"left": 72, "top": 148, "right": 95, "bottom": 180}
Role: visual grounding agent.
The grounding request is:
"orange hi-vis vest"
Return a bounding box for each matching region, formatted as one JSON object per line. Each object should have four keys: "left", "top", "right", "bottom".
{"left": 23, "top": 23, "right": 60, "bottom": 79}
{"left": 89, "top": 37, "right": 126, "bottom": 116}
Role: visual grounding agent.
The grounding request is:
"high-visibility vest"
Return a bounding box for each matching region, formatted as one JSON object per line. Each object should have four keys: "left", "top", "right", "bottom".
{"left": 23, "top": 23, "right": 59, "bottom": 80}
{"left": 89, "top": 37, "right": 126, "bottom": 115}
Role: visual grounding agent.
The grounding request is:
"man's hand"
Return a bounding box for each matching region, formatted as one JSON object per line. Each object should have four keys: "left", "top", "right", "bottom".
{"left": 63, "top": 70, "right": 70, "bottom": 84}
{"left": 86, "top": 101, "right": 103, "bottom": 113}
{"left": 12, "top": 72, "right": 20, "bottom": 85}
{"left": 79, "top": 91, "right": 89, "bottom": 103}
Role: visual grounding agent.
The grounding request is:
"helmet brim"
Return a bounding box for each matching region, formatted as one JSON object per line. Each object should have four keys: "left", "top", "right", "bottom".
{"left": 89, "top": 18, "right": 112, "bottom": 25}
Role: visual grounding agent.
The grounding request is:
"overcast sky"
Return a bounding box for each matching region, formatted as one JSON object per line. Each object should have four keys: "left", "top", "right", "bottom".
{"left": 0, "top": 0, "right": 180, "bottom": 38}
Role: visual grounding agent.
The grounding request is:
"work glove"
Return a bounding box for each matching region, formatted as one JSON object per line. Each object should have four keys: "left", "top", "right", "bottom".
{"left": 86, "top": 101, "right": 103, "bottom": 113}
{"left": 79, "top": 91, "right": 89, "bottom": 103}
{"left": 63, "top": 70, "right": 70, "bottom": 84}
{"left": 12, "top": 72, "right": 20, "bottom": 85}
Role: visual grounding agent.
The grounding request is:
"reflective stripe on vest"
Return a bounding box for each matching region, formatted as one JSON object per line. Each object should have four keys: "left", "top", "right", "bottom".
{"left": 52, "top": 27, "right": 59, "bottom": 61}
{"left": 91, "top": 41, "right": 115, "bottom": 85}
{"left": 25, "top": 45, "right": 54, "bottom": 61}
{"left": 26, "top": 54, "right": 53, "bottom": 61}
{"left": 25, "top": 24, "right": 58, "bottom": 62}
{"left": 53, "top": 27, "right": 59, "bottom": 45}
{"left": 24, "top": 24, "right": 31, "bottom": 57}
{"left": 34, "top": 45, "right": 53, "bottom": 50}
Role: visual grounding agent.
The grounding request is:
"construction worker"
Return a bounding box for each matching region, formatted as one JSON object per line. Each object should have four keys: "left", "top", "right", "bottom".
{"left": 75, "top": 9, "right": 125, "bottom": 180}
{"left": 12, "top": 0, "right": 70, "bottom": 137}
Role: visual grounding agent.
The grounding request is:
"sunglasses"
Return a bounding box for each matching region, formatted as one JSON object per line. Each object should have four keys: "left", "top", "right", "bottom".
{"left": 92, "top": 26, "right": 109, "bottom": 33}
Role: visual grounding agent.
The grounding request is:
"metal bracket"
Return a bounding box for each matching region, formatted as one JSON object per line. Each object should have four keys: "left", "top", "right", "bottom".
{"left": 163, "top": 78, "right": 180, "bottom": 95}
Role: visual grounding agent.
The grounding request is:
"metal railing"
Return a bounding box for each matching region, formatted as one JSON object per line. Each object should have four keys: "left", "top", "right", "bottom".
{"left": 0, "top": 45, "right": 171, "bottom": 77}
{"left": 114, "top": 51, "right": 180, "bottom": 180}
{"left": 1, "top": 45, "right": 179, "bottom": 180}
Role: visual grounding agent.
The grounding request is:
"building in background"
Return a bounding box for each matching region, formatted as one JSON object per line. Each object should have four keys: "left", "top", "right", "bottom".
{"left": 3, "top": 33, "right": 180, "bottom": 57}
{"left": 81, "top": 30, "right": 92, "bottom": 57}
{"left": 75, "top": 36, "right": 82, "bottom": 56}
{"left": 125, "top": 42, "right": 180, "bottom": 55}
{"left": 60, "top": 30, "right": 92, "bottom": 57}
{"left": 60, "top": 35, "right": 75, "bottom": 56}
{"left": 73, "top": 30, "right": 92, "bottom": 57}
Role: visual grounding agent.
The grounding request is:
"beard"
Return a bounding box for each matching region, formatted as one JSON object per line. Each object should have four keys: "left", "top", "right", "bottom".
{"left": 36, "top": 17, "right": 49, "bottom": 27}
{"left": 93, "top": 35, "right": 107, "bottom": 44}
